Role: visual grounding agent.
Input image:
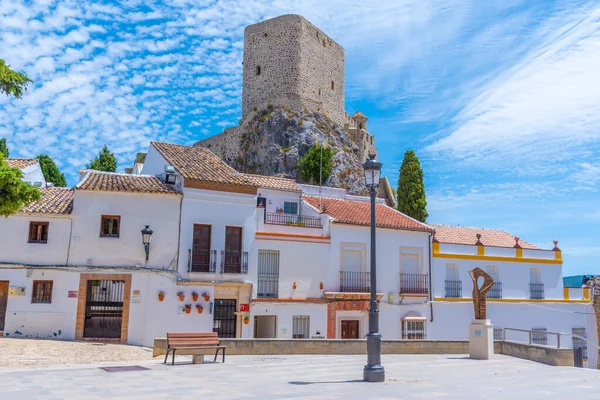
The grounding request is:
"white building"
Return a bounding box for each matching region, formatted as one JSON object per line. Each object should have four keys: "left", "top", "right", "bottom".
{"left": 0, "top": 142, "right": 595, "bottom": 367}
{"left": 6, "top": 158, "right": 46, "bottom": 187}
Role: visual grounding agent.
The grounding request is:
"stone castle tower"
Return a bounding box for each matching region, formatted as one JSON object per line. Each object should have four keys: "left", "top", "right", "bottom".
{"left": 196, "top": 14, "right": 379, "bottom": 190}
{"left": 241, "top": 14, "right": 346, "bottom": 126}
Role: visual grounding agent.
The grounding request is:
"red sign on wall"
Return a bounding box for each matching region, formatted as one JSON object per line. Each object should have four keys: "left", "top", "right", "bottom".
{"left": 239, "top": 304, "right": 250, "bottom": 312}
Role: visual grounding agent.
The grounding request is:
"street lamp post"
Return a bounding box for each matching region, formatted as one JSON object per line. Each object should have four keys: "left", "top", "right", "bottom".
{"left": 141, "top": 225, "right": 154, "bottom": 263}
{"left": 362, "top": 153, "right": 385, "bottom": 383}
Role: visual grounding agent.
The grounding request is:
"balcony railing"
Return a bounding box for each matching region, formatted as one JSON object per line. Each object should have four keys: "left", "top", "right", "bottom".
{"left": 399, "top": 273, "right": 429, "bottom": 295}
{"left": 221, "top": 251, "right": 248, "bottom": 274}
{"left": 445, "top": 280, "right": 462, "bottom": 298}
{"left": 530, "top": 283, "right": 545, "bottom": 300}
{"left": 265, "top": 212, "right": 323, "bottom": 228}
{"left": 188, "top": 248, "right": 216, "bottom": 273}
{"left": 257, "top": 276, "right": 278, "bottom": 298}
{"left": 340, "top": 271, "right": 370, "bottom": 293}
{"left": 487, "top": 282, "right": 503, "bottom": 299}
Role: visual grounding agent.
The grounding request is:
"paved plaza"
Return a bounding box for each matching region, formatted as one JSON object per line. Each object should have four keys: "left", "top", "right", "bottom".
{"left": 0, "top": 353, "right": 599, "bottom": 399}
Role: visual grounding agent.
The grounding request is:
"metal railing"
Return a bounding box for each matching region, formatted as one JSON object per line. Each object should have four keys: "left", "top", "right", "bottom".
{"left": 265, "top": 212, "right": 323, "bottom": 228}
{"left": 444, "top": 280, "right": 462, "bottom": 298}
{"left": 530, "top": 283, "right": 545, "bottom": 299}
{"left": 340, "top": 271, "right": 370, "bottom": 293}
{"left": 503, "top": 328, "right": 600, "bottom": 351}
{"left": 399, "top": 273, "right": 429, "bottom": 295}
{"left": 487, "top": 282, "right": 502, "bottom": 299}
{"left": 188, "top": 248, "right": 217, "bottom": 273}
{"left": 221, "top": 251, "right": 248, "bottom": 274}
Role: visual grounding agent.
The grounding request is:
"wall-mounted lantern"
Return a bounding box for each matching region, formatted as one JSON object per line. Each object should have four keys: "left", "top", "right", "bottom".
{"left": 141, "top": 225, "right": 154, "bottom": 262}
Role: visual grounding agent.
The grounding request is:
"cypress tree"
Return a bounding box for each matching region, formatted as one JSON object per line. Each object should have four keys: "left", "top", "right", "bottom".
{"left": 0, "top": 138, "right": 8, "bottom": 157}
{"left": 397, "top": 150, "right": 428, "bottom": 222}
{"left": 36, "top": 154, "right": 67, "bottom": 187}
{"left": 87, "top": 145, "right": 117, "bottom": 172}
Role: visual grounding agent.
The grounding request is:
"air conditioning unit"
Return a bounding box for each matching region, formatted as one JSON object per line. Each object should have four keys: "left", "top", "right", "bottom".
{"left": 165, "top": 173, "right": 176, "bottom": 185}
{"left": 164, "top": 165, "right": 175, "bottom": 173}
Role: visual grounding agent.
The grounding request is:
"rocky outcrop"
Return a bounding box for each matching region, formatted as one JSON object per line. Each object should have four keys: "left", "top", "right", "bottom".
{"left": 226, "top": 106, "right": 368, "bottom": 195}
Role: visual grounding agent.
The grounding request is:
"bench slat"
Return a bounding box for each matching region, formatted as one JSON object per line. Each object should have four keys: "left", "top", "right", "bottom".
{"left": 168, "top": 333, "right": 218, "bottom": 338}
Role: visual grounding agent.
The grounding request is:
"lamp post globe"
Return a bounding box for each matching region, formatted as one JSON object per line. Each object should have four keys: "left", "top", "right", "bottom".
{"left": 362, "top": 154, "right": 385, "bottom": 383}
{"left": 141, "top": 225, "right": 153, "bottom": 262}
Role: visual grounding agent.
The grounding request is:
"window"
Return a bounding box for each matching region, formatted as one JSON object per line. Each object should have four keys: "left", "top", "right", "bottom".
{"left": 256, "top": 65, "right": 261, "bottom": 75}
{"left": 445, "top": 263, "right": 461, "bottom": 298}
{"left": 165, "top": 173, "right": 176, "bottom": 184}
{"left": 28, "top": 222, "right": 49, "bottom": 243}
{"left": 100, "top": 215, "right": 120, "bottom": 237}
{"left": 32, "top": 281, "right": 53, "bottom": 304}
{"left": 493, "top": 328, "right": 504, "bottom": 341}
{"left": 402, "top": 320, "right": 425, "bottom": 339}
{"left": 293, "top": 316, "right": 310, "bottom": 339}
{"left": 532, "top": 328, "right": 547, "bottom": 345}
{"left": 331, "top": 80, "right": 334, "bottom": 90}
{"left": 572, "top": 328, "right": 588, "bottom": 359}
{"left": 257, "top": 250, "right": 279, "bottom": 298}
{"left": 283, "top": 202, "right": 298, "bottom": 214}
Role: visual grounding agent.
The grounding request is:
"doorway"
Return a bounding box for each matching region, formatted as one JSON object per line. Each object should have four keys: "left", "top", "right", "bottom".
{"left": 254, "top": 315, "right": 277, "bottom": 338}
{"left": 341, "top": 320, "right": 359, "bottom": 339}
{"left": 0, "top": 281, "right": 8, "bottom": 333}
{"left": 83, "top": 280, "right": 125, "bottom": 339}
{"left": 213, "top": 299, "right": 237, "bottom": 338}
{"left": 191, "top": 224, "right": 212, "bottom": 272}
{"left": 224, "top": 227, "right": 243, "bottom": 273}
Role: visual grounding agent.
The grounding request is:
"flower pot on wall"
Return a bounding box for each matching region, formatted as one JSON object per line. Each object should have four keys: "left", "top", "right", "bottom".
{"left": 177, "top": 292, "right": 185, "bottom": 302}
{"left": 158, "top": 292, "right": 165, "bottom": 302}
{"left": 196, "top": 305, "right": 204, "bottom": 314}
{"left": 185, "top": 305, "right": 192, "bottom": 314}
{"left": 192, "top": 292, "right": 199, "bottom": 302}
{"left": 244, "top": 316, "right": 250, "bottom": 325}
{"left": 202, "top": 292, "right": 210, "bottom": 302}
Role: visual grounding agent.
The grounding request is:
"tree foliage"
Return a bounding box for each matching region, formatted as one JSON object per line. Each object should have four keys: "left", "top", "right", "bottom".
{"left": 0, "top": 138, "right": 8, "bottom": 157}
{"left": 298, "top": 142, "right": 333, "bottom": 184}
{"left": 36, "top": 154, "right": 67, "bottom": 187}
{"left": 87, "top": 145, "right": 117, "bottom": 172}
{"left": 397, "top": 150, "right": 428, "bottom": 222}
{"left": 0, "top": 59, "right": 32, "bottom": 99}
{"left": 0, "top": 154, "right": 42, "bottom": 217}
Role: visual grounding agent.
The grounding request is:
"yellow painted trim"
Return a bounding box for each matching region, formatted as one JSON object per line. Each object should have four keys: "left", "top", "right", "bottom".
{"left": 433, "top": 253, "right": 562, "bottom": 264}
{"left": 432, "top": 242, "right": 440, "bottom": 254}
{"left": 563, "top": 287, "right": 570, "bottom": 300}
{"left": 434, "top": 297, "right": 589, "bottom": 304}
{"left": 584, "top": 287, "right": 590, "bottom": 301}
{"left": 516, "top": 248, "right": 523, "bottom": 258}
{"left": 477, "top": 245, "right": 485, "bottom": 256}
{"left": 555, "top": 251, "right": 562, "bottom": 261}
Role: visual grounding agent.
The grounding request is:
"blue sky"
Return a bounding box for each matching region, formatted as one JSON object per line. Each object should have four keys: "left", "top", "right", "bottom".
{"left": 1, "top": 0, "right": 598, "bottom": 275}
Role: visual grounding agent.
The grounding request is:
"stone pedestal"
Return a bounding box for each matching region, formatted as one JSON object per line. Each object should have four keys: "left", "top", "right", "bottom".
{"left": 469, "top": 319, "right": 493, "bottom": 360}
{"left": 192, "top": 355, "right": 205, "bottom": 364}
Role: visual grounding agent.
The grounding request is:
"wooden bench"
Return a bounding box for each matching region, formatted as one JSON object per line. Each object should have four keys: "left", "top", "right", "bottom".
{"left": 164, "top": 332, "right": 226, "bottom": 365}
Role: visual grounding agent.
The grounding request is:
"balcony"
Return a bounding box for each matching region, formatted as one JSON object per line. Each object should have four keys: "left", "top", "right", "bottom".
{"left": 399, "top": 273, "right": 429, "bottom": 295}
{"left": 487, "top": 282, "right": 503, "bottom": 299}
{"left": 265, "top": 212, "right": 322, "bottom": 228}
{"left": 221, "top": 251, "right": 248, "bottom": 274}
{"left": 530, "top": 283, "right": 545, "bottom": 300}
{"left": 340, "top": 271, "right": 370, "bottom": 293}
{"left": 188, "top": 248, "right": 216, "bottom": 273}
{"left": 444, "top": 280, "right": 462, "bottom": 298}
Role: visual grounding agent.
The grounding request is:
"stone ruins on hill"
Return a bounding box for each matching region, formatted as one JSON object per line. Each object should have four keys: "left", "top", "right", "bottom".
{"left": 195, "top": 14, "right": 393, "bottom": 202}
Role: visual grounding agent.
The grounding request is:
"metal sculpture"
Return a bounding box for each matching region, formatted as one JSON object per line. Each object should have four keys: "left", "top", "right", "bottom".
{"left": 469, "top": 267, "right": 494, "bottom": 320}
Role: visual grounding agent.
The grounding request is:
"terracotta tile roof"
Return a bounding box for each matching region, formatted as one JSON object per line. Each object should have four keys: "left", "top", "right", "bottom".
{"left": 151, "top": 142, "right": 252, "bottom": 187}
{"left": 430, "top": 224, "right": 540, "bottom": 249}
{"left": 21, "top": 187, "right": 74, "bottom": 214}
{"left": 303, "top": 196, "right": 433, "bottom": 232}
{"left": 76, "top": 170, "right": 180, "bottom": 195}
{"left": 242, "top": 173, "right": 300, "bottom": 192}
{"left": 5, "top": 158, "right": 38, "bottom": 169}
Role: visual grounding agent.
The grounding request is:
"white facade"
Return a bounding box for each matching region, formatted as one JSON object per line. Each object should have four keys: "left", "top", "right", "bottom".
{"left": 21, "top": 162, "right": 46, "bottom": 187}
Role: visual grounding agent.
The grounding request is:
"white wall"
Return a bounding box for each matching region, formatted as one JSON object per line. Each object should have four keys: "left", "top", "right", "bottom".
{"left": 21, "top": 163, "right": 46, "bottom": 187}
{"left": 251, "top": 303, "right": 327, "bottom": 339}
{"left": 68, "top": 191, "right": 181, "bottom": 268}
{"left": 0, "top": 215, "right": 71, "bottom": 265}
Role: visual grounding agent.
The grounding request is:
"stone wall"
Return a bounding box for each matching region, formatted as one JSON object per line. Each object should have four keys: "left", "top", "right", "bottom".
{"left": 501, "top": 341, "right": 574, "bottom": 367}
{"left": 196, "top": 125, "right": 244, "bottom": 165}
{"left": 242, "top": 14, "right": 345, "bottom": 126}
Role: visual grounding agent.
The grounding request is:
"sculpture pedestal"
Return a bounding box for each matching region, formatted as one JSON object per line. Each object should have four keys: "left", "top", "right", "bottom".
{"left": 469, "top": 319, "right": 493, "bottom": 360}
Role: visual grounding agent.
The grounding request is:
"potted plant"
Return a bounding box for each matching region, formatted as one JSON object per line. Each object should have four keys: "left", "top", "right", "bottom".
{"left": 185, "top": 304, "right": 192, "bottom": 314}
{"left": 196, "top": 304, "right": 204, "bottom": 314}
{"left": 191, "top": 292, "right": 199, "bottom": 302}
{"left": 202, "top": 292, "right": 210, "bottom": 301}
{"left": 158, "top": 291, "right": 165, "bottom": 302}
{"left": 244, "top": 316, "right": 250, "bottom": 325}
{"left": 177, "top": 292, "right": 185, "bottom": 302}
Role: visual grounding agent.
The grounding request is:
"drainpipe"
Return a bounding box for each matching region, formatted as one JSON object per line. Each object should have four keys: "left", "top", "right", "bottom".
{"left": 174, "top": 193, "right": 184, "bottom": 272}
{"left": 428, "top": 232, "right": 434, "bottom": 322}
{"left": 65, "top": 217, "right": 74, "bottom": 266}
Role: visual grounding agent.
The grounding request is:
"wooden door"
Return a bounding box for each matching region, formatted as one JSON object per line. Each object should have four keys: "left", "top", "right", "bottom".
{"left": 0, "top": 281, "right": 9, "bottom": 332}
{"left": 192, "top": 224, "right": 211, "bottom": 272}
{"left": 224, "top": 227, "right": 242, "bottom": 273}
{"left": 341, "top": 320, "right": 359, "bottom": 339}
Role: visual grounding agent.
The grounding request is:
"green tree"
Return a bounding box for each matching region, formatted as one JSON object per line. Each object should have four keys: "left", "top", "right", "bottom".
{"left": 298, "top": 142, "right": 333, "bottom": 184}
{"left": 36, "top": 154, "right": 67, "bottom": 187}
{"left": 0, "top": 59, "right": 32, "bottom": 99}
{"left": 87, "top": 145, "right": 117, "bottom": 172}
{"left": 0, "top": 138, "right": 8, "bottom": 157}
{"left": 397, "top": 150, "right": 428, "bottom": 222}
{"left": 0, "top": 154, "right": 42, "bottom": 217}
